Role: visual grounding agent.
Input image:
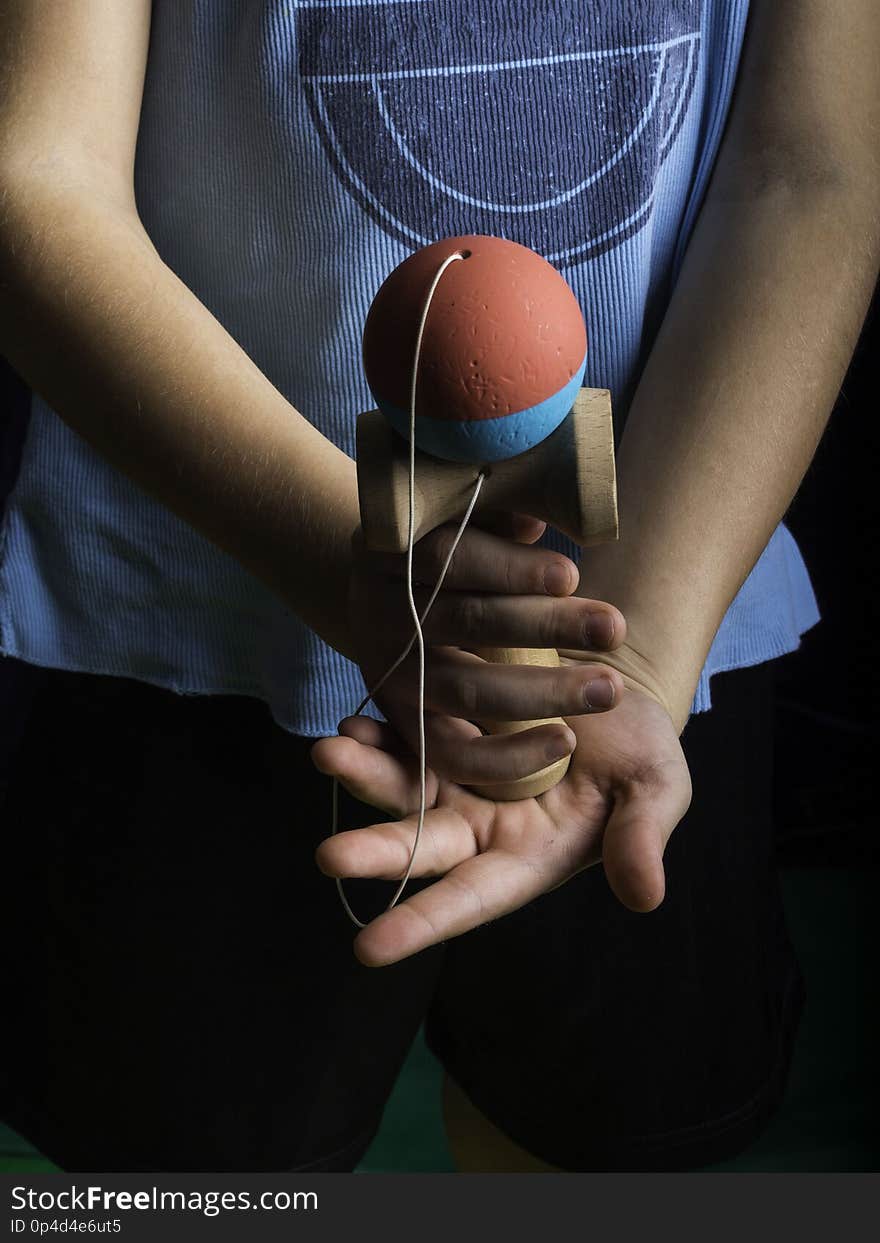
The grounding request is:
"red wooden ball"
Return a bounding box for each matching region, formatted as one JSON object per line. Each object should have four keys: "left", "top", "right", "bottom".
{"left": 362, "top": 235, "right": 588, "bottom": 462}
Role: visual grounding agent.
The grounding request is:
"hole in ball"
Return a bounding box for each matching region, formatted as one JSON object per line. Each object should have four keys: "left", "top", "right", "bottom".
{"left": 456, "top": 249, "right": 472, "bottom": 260}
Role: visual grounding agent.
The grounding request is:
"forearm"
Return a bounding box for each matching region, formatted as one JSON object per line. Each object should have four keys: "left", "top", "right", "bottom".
{"left": 0, "top": 174, "right": 359, "bottom": 659}
{"left": 578, "top": 169, "right": 878, "bottom": 729}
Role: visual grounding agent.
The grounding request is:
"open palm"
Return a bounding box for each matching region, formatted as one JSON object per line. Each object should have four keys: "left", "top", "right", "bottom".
{"left": 310, "top": 670, "right": 693, "bottom": 966}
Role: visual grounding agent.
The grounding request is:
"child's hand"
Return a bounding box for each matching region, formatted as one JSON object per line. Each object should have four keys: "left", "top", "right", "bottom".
{"left": 346, "top": 516, "right": 626, "bottom": 789}
{"left": 310, "top": 651, "right": 692, "bottom": 964}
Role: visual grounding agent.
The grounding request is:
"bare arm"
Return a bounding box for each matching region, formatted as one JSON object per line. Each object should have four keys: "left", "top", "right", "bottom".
{"left": 573, "top": 0, "right": 880, "bottom": 730}
{"left": 0, "top": 0, "right": 360, "bottom": 658}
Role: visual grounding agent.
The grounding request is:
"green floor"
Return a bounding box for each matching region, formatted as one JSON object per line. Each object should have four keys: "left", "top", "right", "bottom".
{"left": 2, "top": 867, "right": 876, "bottom": 1173}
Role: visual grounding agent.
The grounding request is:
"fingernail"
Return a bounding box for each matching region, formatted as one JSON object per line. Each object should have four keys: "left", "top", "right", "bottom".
{"left": 584, "top": 677, "right": 615, "bottom": 711}
{"left": 548, "top": 727, "right": 577, "bottom": 760}
{"left": 543, "top": 563, "right": 572, "bottom": 595}
{"left": 586, "top": 611, "right": 615, "bottom": 648}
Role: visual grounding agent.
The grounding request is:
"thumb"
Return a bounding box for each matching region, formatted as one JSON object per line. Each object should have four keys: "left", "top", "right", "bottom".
{"left": 600, "top": 767, "right": 692, "bottom": 912}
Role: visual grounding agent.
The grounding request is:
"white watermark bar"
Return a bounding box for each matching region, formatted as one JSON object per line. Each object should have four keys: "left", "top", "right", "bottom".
{"left": 3, "top": 1174, "right": 877, "bottom": 1242}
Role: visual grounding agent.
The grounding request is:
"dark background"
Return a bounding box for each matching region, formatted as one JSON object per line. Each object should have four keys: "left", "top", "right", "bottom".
{"left": 771, "top": 284, "right": 877, "bottom": 867}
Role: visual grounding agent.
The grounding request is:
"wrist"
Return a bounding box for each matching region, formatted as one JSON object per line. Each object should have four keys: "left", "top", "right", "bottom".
{"left": 571, "top": 547, "right": 712, "bottom": 734}
{"left": 559, "top": 637, "right": 695, "bottom": 735}
{"left": 275, "top": 517, "right": 360, "bottom": 662}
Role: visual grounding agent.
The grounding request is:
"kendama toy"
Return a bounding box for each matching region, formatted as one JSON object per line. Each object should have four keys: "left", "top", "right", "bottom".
{"left": 357, "top": 235, "right": 618, "bottom": 802}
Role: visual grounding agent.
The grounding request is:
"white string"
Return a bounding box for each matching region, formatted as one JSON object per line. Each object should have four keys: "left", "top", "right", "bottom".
{"left": 332, "top": 250, "right": 486, "bottom": 929}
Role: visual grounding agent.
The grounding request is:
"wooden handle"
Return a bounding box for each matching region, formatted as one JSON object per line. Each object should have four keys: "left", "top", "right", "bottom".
{"left": 355, "top": 387, "right": 617, "bottom": 802}
{"left": 467, "top": 646, "right": 571, "bottom": 801}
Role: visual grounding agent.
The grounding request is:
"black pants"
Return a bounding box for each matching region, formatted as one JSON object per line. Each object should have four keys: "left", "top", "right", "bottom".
{"left": 0, "top": 656, "right": 802, "bottom": 1171}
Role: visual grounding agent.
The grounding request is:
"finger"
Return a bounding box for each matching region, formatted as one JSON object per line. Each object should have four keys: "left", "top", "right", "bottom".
{"left": 365, "top": 524, "right": 579, "bottom": 596}
{"left": 336, "top": 715, "right": 409, "bottom": 754}
{"left": 601, "top": 766, "right": 692, "bottom": 912}
{"left": 390, "top": 710, "right": 577, "bottom": 787}
{"left": 315, "top": 806, "right": 479, "bottom": 881}
{"left": 356, "top": 702, "right": 577, "bottom": 792}
{"left": 472, "top": 511, "right": 547, "bottom": 543}
{"left": 310, "top": 734, "right": 438, "bottom": 818}
{"left": 413, "top": 648, "right": 624, "bottom": 721}
{"left": 353, "top": 843, "right": 564, "bottom": 967}
{"left": 418, "top": 592, "right": 622, "bottom": 651}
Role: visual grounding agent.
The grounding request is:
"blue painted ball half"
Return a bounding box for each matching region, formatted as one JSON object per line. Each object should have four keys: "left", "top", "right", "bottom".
{"left": 376, "top": 356, "right": 586, "bottom": 462}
